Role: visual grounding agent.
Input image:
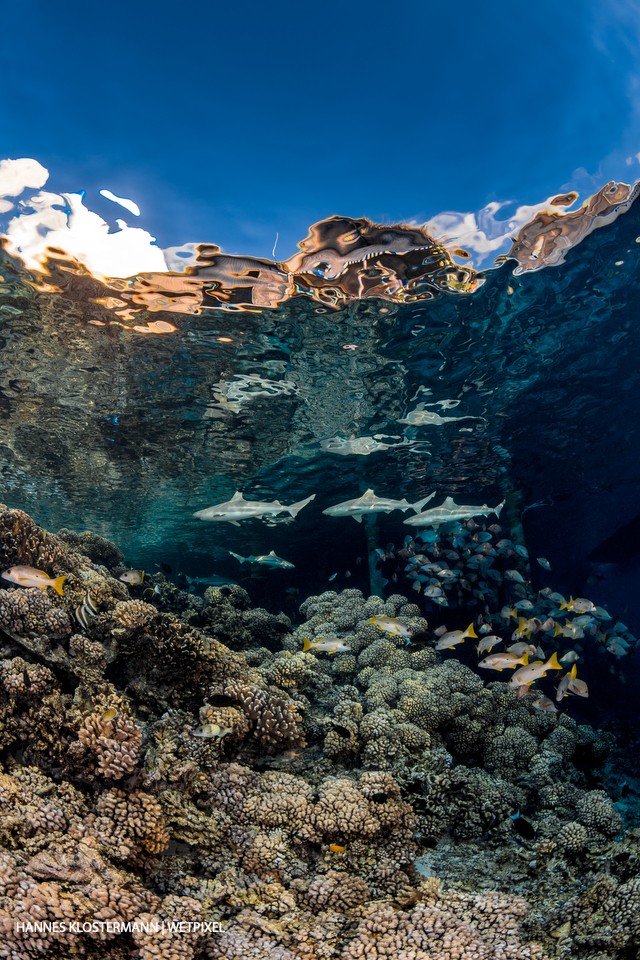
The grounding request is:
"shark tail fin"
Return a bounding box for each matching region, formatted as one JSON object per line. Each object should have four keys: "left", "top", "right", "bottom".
{"left": 412, "top": 491, "right": 436, "bottom": 513}
{"left": 287, "top": 494, "right": 316, "bottom": 517}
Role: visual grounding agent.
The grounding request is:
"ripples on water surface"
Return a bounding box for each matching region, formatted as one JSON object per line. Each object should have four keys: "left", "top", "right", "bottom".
{"left": 1, "top": 172, "right": 640, "bottom": 653}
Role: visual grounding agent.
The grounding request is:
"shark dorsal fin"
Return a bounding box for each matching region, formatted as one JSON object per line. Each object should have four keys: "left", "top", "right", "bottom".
{"left": 268, "top": 550, "right": 277, "bottom": 556}
{"left": 231, "top": 491, "right": 244, "bottom": 501}
{"left": 362, "top": 488, "right": 376, "bottom": 498}
{"left": 442, "top": 496, "right": 458, "bottom": 508}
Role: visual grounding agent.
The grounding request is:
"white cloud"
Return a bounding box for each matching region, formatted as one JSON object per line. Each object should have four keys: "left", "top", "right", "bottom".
{"left": 425, "top": 194, "right": 579, "bottom": 266}
{"left": 4, "top": 190, "right": 167, "bottom": 279}
{"left": 0, "top": 157, "right": 49, "bottom": 198}
{"left": 99, "top": 189, "right": 141, "bottom": 217}
{"left": 0, "top": 158, "right": 49, "bottom": 214}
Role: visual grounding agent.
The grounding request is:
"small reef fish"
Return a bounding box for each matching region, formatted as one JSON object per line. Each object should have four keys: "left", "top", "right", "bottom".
{"left": 1, "top": 565, "right": 67, "bottom": 595}
{"left": 229, "top": 550, "right": 295, "bottom": 570}
{"left": 423, "top": 584, "right": 443, "bottom": 598}
{"left": 607, "top": 636, "right": 631, "bottom": 657}
{"left": 556, "top": 668, "right": 574, "bottom": 702}
{"left": 558, "top": 622, "right": 584, "bottom": 640}
{"left": 472, "top": 532, "right": 493, "bottom": 544}
{"left": 302, "top": 637, "right": 352, "bottom": 654}
{"left": 119, "top": 569, "right": 145, "bottom": 585}
{"left": 496, "top": 538, "right": 515, "bottom": 552}
{"left": 404, "top": 496, "right": 505, "bottom": 529}
{"left": 556, "top": 664, "right": 589, "bottom": 700}
{"left": 593, "top": 606, "right": 612, "bottom": 620}
{"left": 536, "top": 557, "right": 552, "bottom": 570}
{"left": 368, "top": 616, "right": 412, "bottom": 639}
{"left": 567, "top": 672, "right": 589, "bottom": 698}
{"left": 435, "top": 622, "right": 477, "bottom": 650}
{"left": 559, "top": 596, "right": 596, "bottom": 614}
{"left": 571, "top": 614, "right": 596, "bottom": 627}
{"left": 507, "top": 641, "right": 536, "bottom": 656}
{"left": 501, "top": 606, "right": 519, "bottom": 621}
{"left": 322, "top": 488, "right": 435, "bottom": 523}
{"left": 191, "top": 723, "right": 233, "bottom": 738}
{"left": 509, "top": 651, "right": 562, "bottom": 688}
{"left": 194, "top": 491, "right": 315, "bottom": 525}
{"left": 101, "top": 707, "right": 118, "bottom": 721}
{"left": 75, "top": 592, "right": 99, "bottom": 630}
{"left": 504, "top": 569, "right": 525, "bottom": 584}
{"left": 560, "top": 650, "right": 580, "bottom": 665}
{"left": 478, "top": 651, "right": 529, "bottom": 671}
{"left": 328, "top": 844, "right": 347, "bottom": 853}
{"left": 512, "top": 618, "right": 533, "bottom": 640}
{"left": 531, "top": 694, "right": 558, "bottom": 714}
{"left": 476, "top": 635, "right": 502, "bottom": 655}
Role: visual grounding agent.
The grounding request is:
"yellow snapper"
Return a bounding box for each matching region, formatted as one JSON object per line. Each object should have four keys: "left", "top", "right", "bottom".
{"left": 513, "top": 617, "right": 534, "bottom": 640}
{"left": 507, "top": 641, "right": 537, "bottom": 657}
{"left": 531, "top": 694, "right": 558, "bottom": 713}
{"left": 435, "top": 621, "right": 477, "bottom": 650}
{"left": 368, "top": 616, "right": 412, "bottom": 639}
{"left": 568, "top": 676, "right": 589, "bottom": 697}
{"left": 509, "top": 651, "right": 562, "bottom": 688}
{"left": 556, "top": 667, "right": 574, "bottom": 702}
{"left": 476, "top": 635, "right": 502, "bottom": 655}
{"left": 119, "top": 569, "right": 145, "bottom": 585}
{"left": 560, "top": 649, "right": 580, "bottom": 665}
{"left": 478, "top": 650, "right": 529, "bottom": 671}
{"left": 556, "top": 664, "right": 589, "bottom": 700}
{"left": 559, "top": 596, "right": 596, "bottom": 614}
{"left": 606, "top": 636, "right": 630, "bottom": 657}
{"left": 501, "top": 605, "right": 519, "bottom": 621}
{"left": 302, "top": 637, "right": 352, "bottom": 655}
{"left": 1, "top": 565, "right": 67, "bottom": 595}
{"left": 558, "top": 621, "right": 584, "bottom": 640}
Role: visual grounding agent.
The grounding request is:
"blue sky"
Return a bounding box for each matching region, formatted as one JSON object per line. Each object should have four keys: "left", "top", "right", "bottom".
{"left": 2, "top": 0, "right": 640, "bottom": 260}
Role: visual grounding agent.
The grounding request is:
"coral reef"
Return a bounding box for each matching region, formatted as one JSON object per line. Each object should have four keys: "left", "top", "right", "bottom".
{"left": 0, "top": 505, "right": 636, "bottom": 959}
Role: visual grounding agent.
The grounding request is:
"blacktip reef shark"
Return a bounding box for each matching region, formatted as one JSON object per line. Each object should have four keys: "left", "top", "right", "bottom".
{"left": 229, "top": 549, "right": 295, "bottom": 570}
{"left": 194, "top": 491, "right": 315, "bottom": 525}
{"left": 404, "top": 495, "right": 505, "bottom": 528}
{"left": 398, "top": 402, "right": 485, "bottom": 427}
{"left": 322, "top": 488, "right": 435, "bottom": 523}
